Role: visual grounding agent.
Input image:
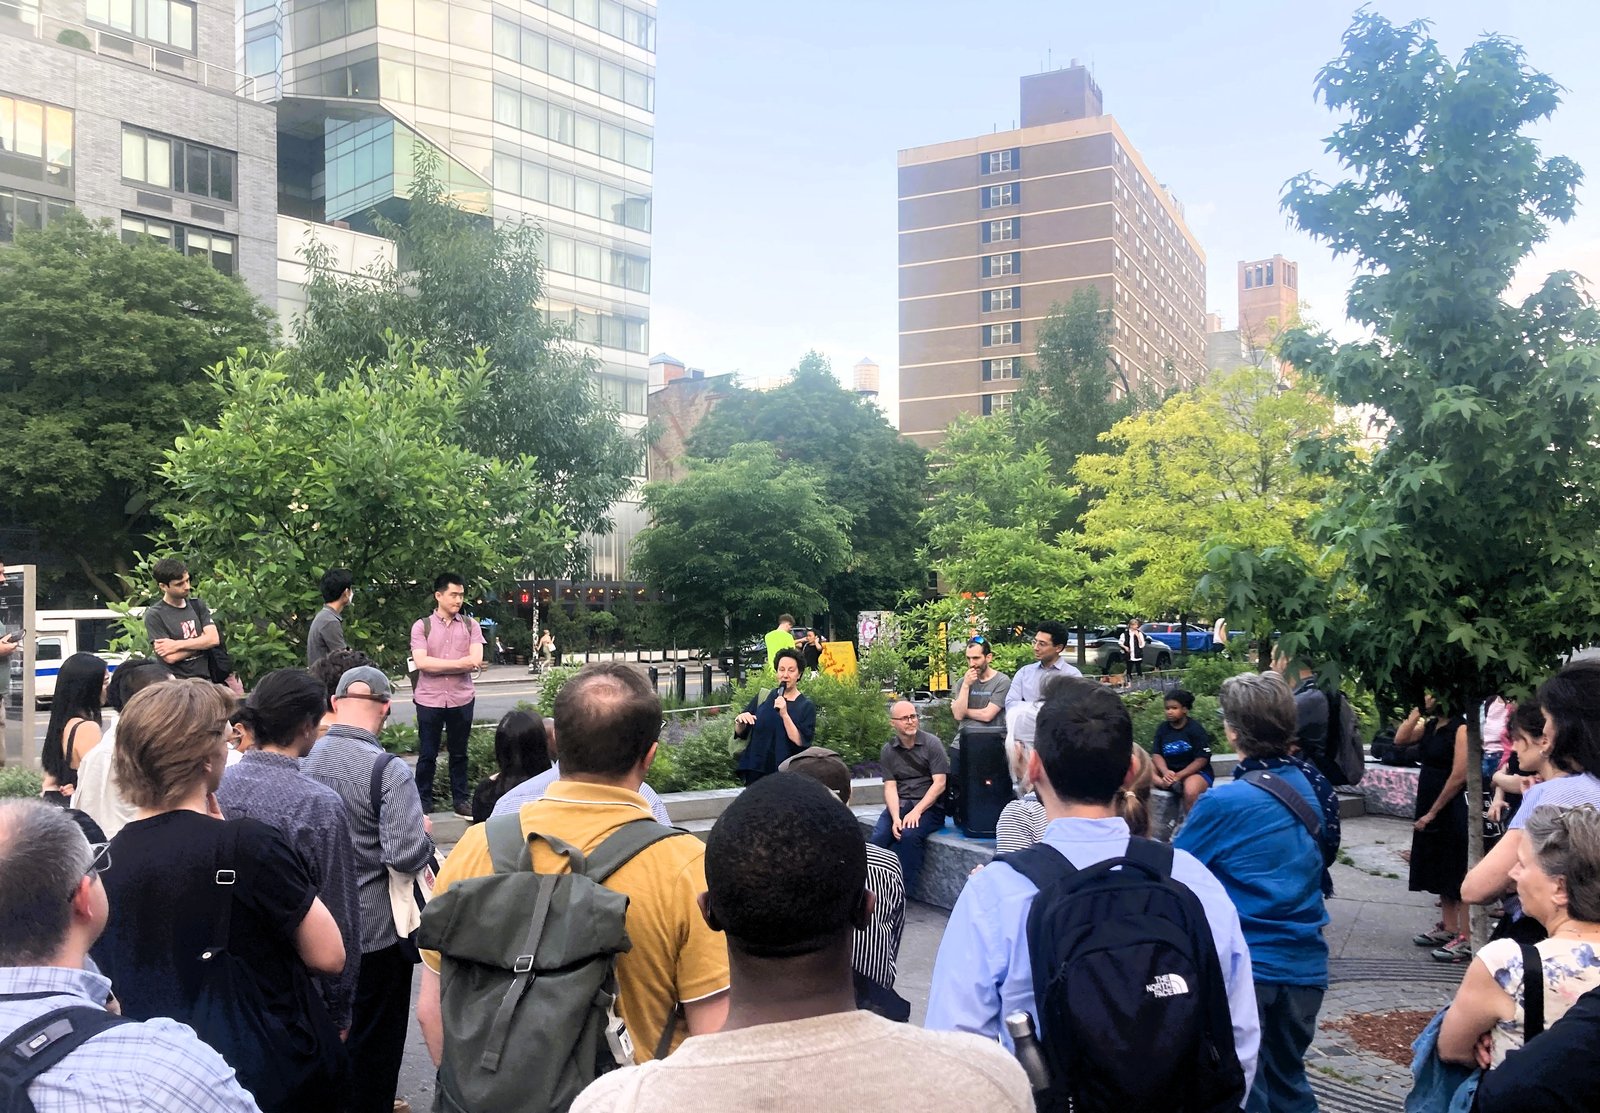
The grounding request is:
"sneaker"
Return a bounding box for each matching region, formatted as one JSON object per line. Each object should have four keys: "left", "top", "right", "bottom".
{"left": 453, "top": 804, "right": 473, "bottom": 820}
{"left": 1432, "top": 935, "right": 1474, "bottom": 962}
{"left": 1414, "top": 923, "right": 1454, "bottom": 947}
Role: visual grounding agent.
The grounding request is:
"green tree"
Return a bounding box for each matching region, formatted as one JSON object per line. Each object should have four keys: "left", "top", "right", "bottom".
{"left": 685, "top": 352, "right": 927, "bottom": 627}
{"left": 1013, "top": 287, "right": 1159, "bottom": 518}
{"left": 918, "top": 413, "right": 1076, "bottom": 564}
{"left": 1207, "top": 15, "right": 1600, "bottom": 911}
{"left": 291, "top": 152, "right": 639, "bottom": 567}
{"left": 630, "top": 442, "right": 851, "bottom": 646}
{"left": 0, "top": 212, "right": 275, "bottom": 600}
{"left": 1077, "top": 366, "right": 1338, "bottom": 617}
{"left": 137, "top": 341, "right": 570, "bottom": 681}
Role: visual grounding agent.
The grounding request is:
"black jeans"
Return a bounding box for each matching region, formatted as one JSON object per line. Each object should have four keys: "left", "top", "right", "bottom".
{"left": 415, "top": 700, "right": 474, "bottom": 811}
{"left": 348, "top": 943, "right": 415, "bottom": 1113}
{"left": 1246, "top": 982, "right": 1322, "bottom": 1113}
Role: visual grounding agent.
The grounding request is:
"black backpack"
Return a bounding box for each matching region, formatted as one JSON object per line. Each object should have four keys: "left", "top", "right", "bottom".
{"left": 0, "top": 1001, "right": 134, "bottom": 1112}
{"left": 999, "top": 838, "right": 1245, "bottom": 1113}
{"left": 1321, "top": 689, "right": 1365, "bottom": 786}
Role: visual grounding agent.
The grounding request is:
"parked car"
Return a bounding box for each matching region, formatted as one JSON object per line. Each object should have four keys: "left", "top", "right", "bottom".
{"left": 1063, "top": 627, "right": 1174, "bottom": 674}
{"left": 1141, "top": 622, "right": 1220, "bottom": 655}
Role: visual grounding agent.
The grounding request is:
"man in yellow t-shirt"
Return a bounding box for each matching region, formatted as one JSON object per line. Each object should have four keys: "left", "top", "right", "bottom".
{"left": 416, "top": 664, "right": 729, "bottom": 1066}
{"left": 764, "top": 614, "right": 797, "bottom": 665}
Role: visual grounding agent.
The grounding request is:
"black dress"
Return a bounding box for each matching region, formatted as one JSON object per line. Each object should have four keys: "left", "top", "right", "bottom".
{"left": 1408, "top": 714, "right": 1469, "bottom": 899}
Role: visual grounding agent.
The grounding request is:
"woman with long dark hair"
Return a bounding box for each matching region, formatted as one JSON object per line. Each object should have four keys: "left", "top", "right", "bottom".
{"left": 470, "top": 709, "right": 552, "bottom": 822}
{"left": 40, "top": 652, "right": 108, "bottom": 799}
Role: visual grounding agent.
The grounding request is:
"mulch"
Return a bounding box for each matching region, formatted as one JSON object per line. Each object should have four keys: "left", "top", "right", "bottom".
{"left": 1321, "top": 1009, "right": 1437, "bottom": 1066}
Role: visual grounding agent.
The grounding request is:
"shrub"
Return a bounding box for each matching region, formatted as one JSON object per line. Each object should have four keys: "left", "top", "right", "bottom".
{"left": 858, "top": 641, "right": 914, "bottom": 695}
{"left": 653, "top": 719, "right": 740, "bottom": 793}
{"left": 56, "top": 29, "right": 91, "bottom": 49}
{"left": 1181, "top": 654, "right": 1255, "bottom": 698}
{"left": 0, "top": 767, "right": 43, "bottom": 798}
{"left": 380, "top": 723, "right": 419, "bottom": 754}
{"left": 1121, "top": 688, "right": 1229, "bottom": 755}
{"left": 990, "top": 642, "right": 1033, "bottom": 679}
{"left": 426, "top": 724, "right": 497, "bottom": 812}
{"left": 536, "top": 665, "right": 582, "bottom": 715}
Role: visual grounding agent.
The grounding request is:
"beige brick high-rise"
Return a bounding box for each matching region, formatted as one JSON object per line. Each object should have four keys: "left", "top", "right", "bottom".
{"left": 898, "top": 65, "right": 1206, "bottom": 445}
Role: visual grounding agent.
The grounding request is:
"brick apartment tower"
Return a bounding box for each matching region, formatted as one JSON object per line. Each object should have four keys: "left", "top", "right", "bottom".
{"left": 897, "top": 64, "right": 1207, "bottom": 445}
{"left": 1237, "top": 255, "right": 1298, "bottom": 350}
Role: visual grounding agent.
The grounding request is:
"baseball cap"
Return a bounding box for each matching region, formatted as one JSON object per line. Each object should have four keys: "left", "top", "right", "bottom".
{"left": 335, "top": 665, "right": 394, "bottom": 700}
{"left": 779, "top": 746, "right": 852, "bottom": 805}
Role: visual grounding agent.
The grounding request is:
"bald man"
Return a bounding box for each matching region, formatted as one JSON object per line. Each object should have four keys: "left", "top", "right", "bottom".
{"left": 868, "top": 701, "right": 950, "bottom": 896}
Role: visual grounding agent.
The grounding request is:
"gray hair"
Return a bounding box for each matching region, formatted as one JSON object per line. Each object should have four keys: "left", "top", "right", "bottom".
{"left": 1525, "top": 804, "right": 1600, "bottom": 923}
{"left": 0, "top": 800, "right": 93, "bottom": 966}
{"left": 1218, "top": 672, "right": 1297, "bottom": 759}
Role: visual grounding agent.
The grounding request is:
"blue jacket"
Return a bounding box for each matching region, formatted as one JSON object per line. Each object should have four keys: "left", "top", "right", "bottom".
{"left": 1175, "top": 763, "right": 1329, "bottom": 986}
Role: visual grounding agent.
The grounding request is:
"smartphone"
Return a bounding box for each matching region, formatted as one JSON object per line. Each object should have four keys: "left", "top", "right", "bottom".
{"left": 2, "top": 629, "right": 25, "bottom": 642}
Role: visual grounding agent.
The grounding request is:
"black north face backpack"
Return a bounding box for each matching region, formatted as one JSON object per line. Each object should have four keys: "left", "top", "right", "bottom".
{"left": 999, "top": 838, "right": 1244, "bottom": 1113}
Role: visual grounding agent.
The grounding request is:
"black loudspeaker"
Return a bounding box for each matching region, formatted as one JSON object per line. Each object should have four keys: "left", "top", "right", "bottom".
{"left": 958, "top": 731, "right": 1012, "bottom": 838}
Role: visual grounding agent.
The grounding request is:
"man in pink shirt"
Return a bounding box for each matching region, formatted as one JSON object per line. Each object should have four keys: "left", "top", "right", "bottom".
{"left": 410, "top": 572, "right": 485, "bottom": 817}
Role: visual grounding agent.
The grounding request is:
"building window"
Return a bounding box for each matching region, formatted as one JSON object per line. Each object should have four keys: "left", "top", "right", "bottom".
{"left": 982, "top": 392, "right": 1015, "bottom": 416}
{"left": 0, "top": 95, "right": 73, "bottom": 190}
{"left": 984, "top": 322, "right": 1020, "bottom": 347}
{"left": 982, "top": 358, "right": 1018, "bottom": 382}
{"left": 982, "top": 217, "right": 1019, "bottom": 244}
{"left": 496, "top": 82, "right": 653, "bottom": 173}
{"left": 85, "top": 0, "right": 196, "bottom": 51}
{"left": 982, "top": 252, "right": 1019, "bottom": 278}
{"left": 1265, "top": 261, "right": 1274, "bottom": 285}
{"left": 982, "top": 148, "right": 1017, "bottom": 174}
{"left": 983, "top": 287, "right": 1020, "bottom": 313}
{"left": 0, "top": 188, "right": 71, "bottom": 242}
{"left": 490, "top": 16, "right": 655, "bottom": 111}
{"left": 1255, "top": 264, "right": 1264, "bottom": 287}
{"left": 1244, "top": 269, "right": 1253, "bottom": 289}
{"left": 982, "top": 182, "right": 1018, "bottom": 209}
{"left": 121, "top": 127, "right": 236, "bottom": 204}
{"left": 121, "top": 214, "right": 236, "bottom": 276}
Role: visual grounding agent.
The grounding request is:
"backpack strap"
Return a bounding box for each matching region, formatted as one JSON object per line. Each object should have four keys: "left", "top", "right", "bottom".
{"left": 0, "top": 1005, "right": 134, "bottom": 1105}
{"left": 201, "top": 819, "right": 242, "bottom": 960}
{"left": 370, "top": 751, "right": 401, "bottom": 820}
{"left": 994, "top": 841, "right": 1077, "bottom": 893}
{"left": 1521, "top": 944, "right": 1545, "bottom": 1040}
{"left": 1240, "top": 768, "right": 1322, "bottom": 839}
{"left": 485, "top": 815, "right": 588, "bottom": 877}
{"left": 584, "top": 819, "right": 692, "bottom": 885}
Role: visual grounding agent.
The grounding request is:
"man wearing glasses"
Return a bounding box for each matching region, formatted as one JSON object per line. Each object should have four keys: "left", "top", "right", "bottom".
{"left": 869, "top": 701, "right": 950, "bottom": 897}
{"left": 0, "top": 801, "right": 260, "bottom": 1110}
{"left": 1004, "top": 621, "right": 1083, "bottom": 710}
{"left": 303, "top": 666, "right": 435, "bottom": 1113}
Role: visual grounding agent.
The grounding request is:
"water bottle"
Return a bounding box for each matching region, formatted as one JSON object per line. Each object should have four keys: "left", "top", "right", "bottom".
{"left": 1005, "top": 1011, "right": 1052, "bottom": 1094}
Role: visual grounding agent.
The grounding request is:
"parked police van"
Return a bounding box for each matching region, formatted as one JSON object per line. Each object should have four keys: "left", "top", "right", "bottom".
{"left": 15, "top": 609, "right": 142, "bottom": 707}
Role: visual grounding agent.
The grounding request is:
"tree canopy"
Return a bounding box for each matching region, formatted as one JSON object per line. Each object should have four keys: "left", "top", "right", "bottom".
{"left": 630, "top": 442, "right": 851, "bottom": 646}
{"left": 685, "top": 352, "right": 927, "bottom": 626}
{"left": 290, "top": 153, "right": 639, "bottom": 570}
{"left": 1078, "top": 366, "right": 1338, "bottom": 618}
{"left": 0, "top": 212, "right": 275, "bottom": 600}
{"left": 136, "top": 341, "right": 570, "bottom": 680}
{"left": 1208, "top": 12, "right": 1600, "bottom": 713}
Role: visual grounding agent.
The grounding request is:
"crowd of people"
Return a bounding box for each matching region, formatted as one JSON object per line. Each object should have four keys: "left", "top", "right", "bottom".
{"left": 7, "top": 568, "right": 1600, "bottom": 1113}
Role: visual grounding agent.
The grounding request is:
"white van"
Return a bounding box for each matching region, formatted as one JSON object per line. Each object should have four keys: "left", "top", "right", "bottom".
{"left": 24, "top": 609, "right": 143, "bottom": 707}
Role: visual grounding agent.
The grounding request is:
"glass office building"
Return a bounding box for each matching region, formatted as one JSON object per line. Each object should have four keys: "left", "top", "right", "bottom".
{"left": 257, "top": 0, "right": 655, "bottom": 578}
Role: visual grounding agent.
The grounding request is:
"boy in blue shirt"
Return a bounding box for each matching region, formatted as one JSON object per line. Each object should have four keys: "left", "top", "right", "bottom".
{"left": 1152, "top": 688, "right": 1212, "bottom": 819}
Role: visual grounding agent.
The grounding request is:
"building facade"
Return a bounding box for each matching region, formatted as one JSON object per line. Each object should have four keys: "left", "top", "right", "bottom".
{"left": 258, "top": 0, "right": 656, "bottom": 579}
{"left": 1, "top": 0, "right": 278, "bottom": 303}
{"left": 897, "top": 65, "right": 1206, "bottom": 445}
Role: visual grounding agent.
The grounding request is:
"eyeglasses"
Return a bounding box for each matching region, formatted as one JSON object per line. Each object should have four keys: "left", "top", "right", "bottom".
{"left": 891, "top": 713, "right": 919, "bottom": 722}
{"left": 969, "top": 635, "right": 989, "bottom": 646}
{"left": 86, "top": 842, "right": 111, "bottom": 879}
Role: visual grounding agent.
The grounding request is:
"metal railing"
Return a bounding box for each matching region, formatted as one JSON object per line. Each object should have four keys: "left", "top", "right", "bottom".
{"left": 0, "top": 3, "right": 265, "bottom": 101}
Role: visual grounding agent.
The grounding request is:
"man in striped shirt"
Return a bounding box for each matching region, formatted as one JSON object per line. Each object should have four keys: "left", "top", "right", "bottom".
{"left": 780, "top": 748, "right": 906, "bottom": 1016}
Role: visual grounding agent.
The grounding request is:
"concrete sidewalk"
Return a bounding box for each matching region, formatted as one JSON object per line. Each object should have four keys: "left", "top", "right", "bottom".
{"left": 398, "top": 813, "right": 1444, "bottom": 1110}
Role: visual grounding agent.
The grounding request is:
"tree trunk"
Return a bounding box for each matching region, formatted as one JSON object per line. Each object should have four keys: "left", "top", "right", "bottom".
{"left": 73, "top": 552, "right": 124, "bottom": 603}
{"left": 1075, "top": 621, "right": 1087, "bottom": 669}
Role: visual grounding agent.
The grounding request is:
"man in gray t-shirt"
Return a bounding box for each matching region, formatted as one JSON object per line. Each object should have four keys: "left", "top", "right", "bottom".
{"left": 143, "top": 557, "right": 218, "bottom": 680}
{"left": 951, "top": 638, "right": 1010, "bottom": 738}
{"left": 307, "top": 567, "right": 353, "bottom": 665}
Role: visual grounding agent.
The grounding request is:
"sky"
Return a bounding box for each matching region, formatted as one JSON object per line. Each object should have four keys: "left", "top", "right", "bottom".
{"left": 647, "top": 0, "right": 1600, "bottom": 422}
